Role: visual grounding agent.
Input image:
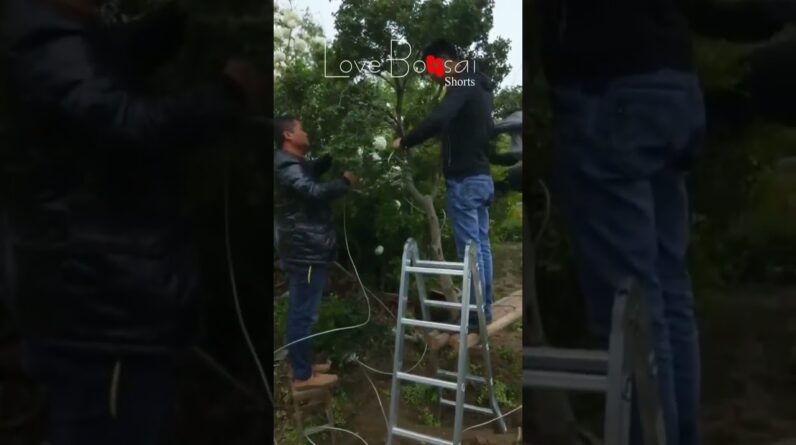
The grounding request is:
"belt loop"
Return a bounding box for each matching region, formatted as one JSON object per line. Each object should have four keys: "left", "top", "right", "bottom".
{"left": 307, "top": 265, "right": 313, "bottom": 284}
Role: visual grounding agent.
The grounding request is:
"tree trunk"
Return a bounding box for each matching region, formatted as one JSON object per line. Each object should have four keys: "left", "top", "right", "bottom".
{"left": 404, "top": 177, "right": 457, "bottom": 304}
{"left": 395, "top": 81, "right": 457, "bottom": 305}
{"left": 524, "top": 192, "right": 584, "bottom": 445}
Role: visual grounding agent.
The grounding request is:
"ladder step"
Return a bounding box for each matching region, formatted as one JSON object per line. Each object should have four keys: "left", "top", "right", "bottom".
{"left": 397, "top": 372, "right": 458, "bottom": 391}
{"left": 524, "top": 370, "right": 608, "bottom": 393}
{"left": 402, "top": 318, "right": 461, "bottom": 332}
{"left": 414, "top": 260, "right": 464, "bottom": 270}
{"left": 437, "top": 370, "right": 486, "bottom": 385}
{"left": 440, "top": 398, "right": 495, "bottom": 415}
{"left": 524, "top": 347, "right": 609, "bottom": 374}
{"left": 406, "top": 266, "right": 464, "bottom": 276}
{"left": 392, "top": 427, "right": 453, "bottom": 445}
{"left": 423, "top": 300, "right": 478, "bottom": 311}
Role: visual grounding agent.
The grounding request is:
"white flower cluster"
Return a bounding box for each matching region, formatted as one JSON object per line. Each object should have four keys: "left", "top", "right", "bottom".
{"left": 372, "top": 136, "right": 387, "bottom": 151}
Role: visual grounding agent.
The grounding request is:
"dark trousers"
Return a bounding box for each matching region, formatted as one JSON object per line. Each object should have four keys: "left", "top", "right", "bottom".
{"left": 553, "top": 69, "right": 706, "bottom": 445}
{"left": 283, "top": 261, "right": 329, "bottom": 381}
{"left": 22, "top": 343, "right": 177, "bottom": 445}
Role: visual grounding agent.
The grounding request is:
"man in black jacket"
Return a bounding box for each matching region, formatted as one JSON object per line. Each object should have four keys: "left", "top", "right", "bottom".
{"left": 392, "top": 39, "right": 496, "bottom": 326}
{"left": 273, "top": 116, "right": 357, "bottom": 391}
{"left": 1, "top": 0, "right": 264, "bottom": 443}
{"left": 540, "top": 1, "right": 706, "bottom": 444}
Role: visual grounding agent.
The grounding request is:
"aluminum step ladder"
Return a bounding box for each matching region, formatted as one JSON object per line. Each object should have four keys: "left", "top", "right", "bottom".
{"left": 387, "top": 239, "right": 507, "bottom": 445}
{"left": 523, "top": 278, "right": 666, "bottom": 445}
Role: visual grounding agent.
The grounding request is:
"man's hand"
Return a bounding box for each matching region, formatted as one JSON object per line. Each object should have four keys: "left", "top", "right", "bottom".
{"left": 392, "top": 138, "right": 403, "bottom": 151}
{"left": 342, "top": 171, "right": 359, "bottom": 186}
{"left": 224, "top": 59, "right": 266, "bottom": 111}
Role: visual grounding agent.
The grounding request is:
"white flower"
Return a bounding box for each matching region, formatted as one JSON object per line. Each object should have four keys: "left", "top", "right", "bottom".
{"left": 285, "top": 10, "right": 300, "bottom": 23}
{"left": 394, "top": 200, "right": 401, "bottom": 209}
{"left": 274, "top": 69, "right": 281, "bottom": 79}
{"left": 392, "top": 166, "right": 402, "bottom": 172}
{"left": 293, "top": 39, "right": 308, "bottom": 53}
{"left": 312, "top": 36, "right": 326, "bottom": 47}
{"left": 371, "top": 152, "right": 382, "bottom": 162}
{"left": 274, "top": 51, "right": 286, "bottom": 63}
{"left": 284, "top": 17, "right": 298, "bottom": 28}
{"left": 386, "top": 102, "right": 392, "bottom": 109}
{"left": 374, "top": 245, "right": 384, "bottom": 256}
{"left": 274, "top": 26, "right": 289, "bottom": 40}
{"left": 357, "top": 147, "right": 364, "bottom": 156}
{"left": 372, "top": 136, "right": 387, "bottom": 151}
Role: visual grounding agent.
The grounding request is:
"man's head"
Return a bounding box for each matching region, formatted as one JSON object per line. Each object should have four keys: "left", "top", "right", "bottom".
{"left": 274, "top": 116, "right": 310, "bottom": 154}
{"left": 421, "top": 38, "right": 461, "bottom": 85}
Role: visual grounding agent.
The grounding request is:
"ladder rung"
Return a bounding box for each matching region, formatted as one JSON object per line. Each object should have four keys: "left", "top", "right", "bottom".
{"left": 524, "top": 370, "right": 607, "bottom": 393}
{"left": 524, "top": 347, "right": 609, "bottom": 374}
{"left": 397, "top": 372, "right": 458, "bottom": 391}
{"left": 423, "top": 300, "right": 478, "bottom": 311}
{"left": 402, "top": 318, "right": 461, "bottom": 332}
{"left": 437, "top": 370, "right": 486, "bottom": 385}
{"left": 414, "top": 260, "right": 464, "bottom": 270}
{"left": 406, "top": 266, "right": 464, "bottom": 276}
{"left": 392, "top": 427, "right": 452, "bottom": 445}
{"left": 440, "top": 398, "right": 495, "bottom": 415}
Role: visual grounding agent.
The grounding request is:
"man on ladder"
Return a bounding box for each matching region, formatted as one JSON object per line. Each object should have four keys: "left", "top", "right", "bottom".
{"left": 392, "top": 39, "right": 497, "bottom": 328}
{"left": 539, "top": 1, "right": 706, "bottom": 444}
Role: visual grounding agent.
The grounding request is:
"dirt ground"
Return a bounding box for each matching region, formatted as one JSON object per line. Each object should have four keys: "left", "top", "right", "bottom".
{"left": 699, "top": 286, "right": 796, "bottom": 445}
{"left": 274, "top": 242, "right": 525, "bottom": 445}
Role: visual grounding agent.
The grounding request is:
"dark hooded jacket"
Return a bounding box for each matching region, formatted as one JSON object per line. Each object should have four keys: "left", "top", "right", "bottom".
{"left": 402, "top": 70, "right": 496, "bottom": 180}
{"left": 540, "top": 0, "right": 695, "bottom": 87}
{"left": 0, "top": 0, "right": 245, "bottom": 354}
{"left": 274, "top": 151, "right": 350, "bottom": 265}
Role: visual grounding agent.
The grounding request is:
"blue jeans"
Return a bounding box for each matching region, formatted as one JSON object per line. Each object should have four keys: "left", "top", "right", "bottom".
{"left": 283, "top": 261, "right": 329, "bottom": 381}
{"left": 446, "top": 175, "right": 495, "bottom": 322}
{"left": 552, "top": 70, "right": 705, "bottom": 445}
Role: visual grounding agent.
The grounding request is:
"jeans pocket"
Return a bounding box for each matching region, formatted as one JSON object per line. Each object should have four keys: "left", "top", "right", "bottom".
{"left": 462, "top": 180, "right": 493, "bottom": 209}
{"left": 609, "top": 86, "right": 691, "bottom": 177}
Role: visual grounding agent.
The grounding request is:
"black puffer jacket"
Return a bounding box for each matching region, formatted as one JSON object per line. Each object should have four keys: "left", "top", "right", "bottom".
{"left": 274, "top": 151, "right": 350, "bottom": 264}
{"left": 1, "top": 0, "right": 245, "bottom": 354}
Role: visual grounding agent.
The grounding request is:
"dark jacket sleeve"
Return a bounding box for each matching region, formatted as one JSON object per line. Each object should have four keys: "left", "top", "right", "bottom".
{"left": 402, "top": 84, "right": 471, "bottom": 148}
{"left": 104, "top": 1, "right": 186, "bottom": 76}
{"left": 688, "top": 0, "right": 793, "bottom": 42}
{"left": 277, "top": 161, "right": 350, "bottom": 201}
{"left": 18, "top": 32, "right": 245, "bottom": 149}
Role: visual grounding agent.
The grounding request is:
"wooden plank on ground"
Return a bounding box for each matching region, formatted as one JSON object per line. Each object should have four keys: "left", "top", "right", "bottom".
{"left": 450, "top": 291, "right": 522, "bottom": 350}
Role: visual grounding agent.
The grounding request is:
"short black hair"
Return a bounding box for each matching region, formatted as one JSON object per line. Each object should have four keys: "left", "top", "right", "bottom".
{"left": 274, "top": 116, "right": 298, "bottom": 150}
{"left": 421, "top": 39, "right": 460, "bottom": 61}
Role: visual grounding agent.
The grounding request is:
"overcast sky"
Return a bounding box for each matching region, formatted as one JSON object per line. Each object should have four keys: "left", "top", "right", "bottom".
{"left": 280, "top": 0, "right": 523, "bottom": 88}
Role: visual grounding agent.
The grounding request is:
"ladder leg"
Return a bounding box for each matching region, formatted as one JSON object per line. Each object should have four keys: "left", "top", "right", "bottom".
{"left": 605, "top": 285, "right": 632, "bottom": 445}
{"left": 627, "top": 280, "right": 667, "bottom": 445}
{"left": 451, "top": 242, "right": 475, "bottom": 444}
{"left": 387, "top": 240, "right": 416, "bottom": 445}
{"left": 470, "top": 245, "right": 507, "bottom": 433}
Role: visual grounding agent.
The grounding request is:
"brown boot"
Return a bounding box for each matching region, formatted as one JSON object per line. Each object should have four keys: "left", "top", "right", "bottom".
{"left": 293, "top": 373, "right": 338, "bottom": 391}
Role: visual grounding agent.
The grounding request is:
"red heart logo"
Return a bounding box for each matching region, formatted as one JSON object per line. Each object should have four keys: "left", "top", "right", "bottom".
{"left": 427, "top": 55, "right": 444, "bottom": 77}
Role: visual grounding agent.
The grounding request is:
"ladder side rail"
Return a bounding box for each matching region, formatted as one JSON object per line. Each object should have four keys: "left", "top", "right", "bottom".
{"left": 627, "top": 279, "right": 667, "bottom": 445}
{"left": 451, "top": 242, "right": 474, "bottom": 444}
{"left": 468, "top": 241, "right": 508, "bottom": 434}
{"left": 604, "top": 282, "right": 633, "bottom": 445}
{"left": 386, "top": 239, "right": 417, "bottom": 445}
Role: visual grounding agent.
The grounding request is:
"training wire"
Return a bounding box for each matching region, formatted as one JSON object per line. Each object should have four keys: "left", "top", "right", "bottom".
{"left": 227, "top": 155, "right": 538, "bottom": 442}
